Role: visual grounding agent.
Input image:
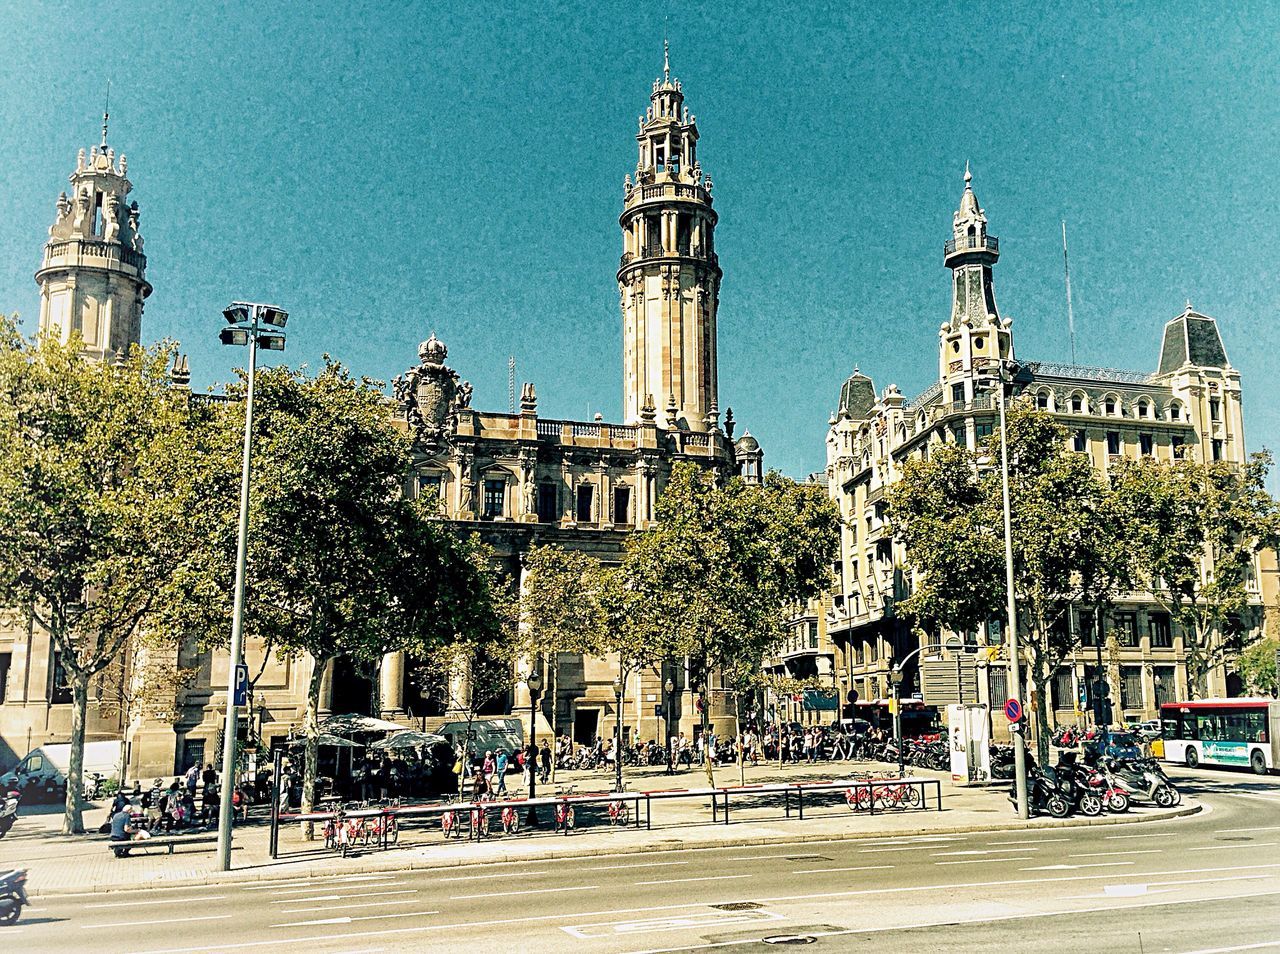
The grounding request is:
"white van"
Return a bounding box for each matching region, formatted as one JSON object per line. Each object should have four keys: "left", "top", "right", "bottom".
{"left": 0, "top": 740, "right": 123, "bottom": 794}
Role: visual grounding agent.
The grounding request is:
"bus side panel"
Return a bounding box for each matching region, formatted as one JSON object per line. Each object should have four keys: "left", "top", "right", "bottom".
{"left": 1162, "top": 740, "right": 1188, "bottom": 765}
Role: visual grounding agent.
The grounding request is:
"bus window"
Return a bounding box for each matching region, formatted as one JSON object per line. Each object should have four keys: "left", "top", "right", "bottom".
{"left": 1161, "top": 717, "right": 1179, "bottom": 738}
{"left": 1247, "top": 711, "right": 1268, "bottom": 743}
{"left": 1196, "top": 713, "right": 1221, "bottom": 741}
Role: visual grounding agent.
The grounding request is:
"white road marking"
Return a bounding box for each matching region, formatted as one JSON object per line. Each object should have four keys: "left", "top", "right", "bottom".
{"left": 280, "top": 898, "right": 426, "bottom": 914}
{"left": 859, "top": 845, "right": 952, "bottom": 853}
{"left": 1215, "top": 825, "right": 1280, "bottom": 834}
{"left": 260, "top": 880, "right": 401, "bottom": 896}
{"left": 450, "top": 884, "right": 601, "bottom": 900}
{"left": 241, "top": 875, "right": 393, "bottom": 891}
{"left": 84, "top": 913, "right": 232, "bottom": 930}
{"left": 932, "top": 849, "right": 1037, "bottom": 856}
{"left": 986, "top": 838, "right": 1069, "bottom": 846}
{"left": 792, "top": 865, "right": 894, "bottom": 875}
{"left": 1176, "top": 941, "right": 1280, "bottom": 954}
{"left": 1068, "top": 850, "right": 1163, "bottom": 858}
{"left": 272, "top": 909, "right": 440, "bottom": 928}
{"left": 122, "top": 866, "right": 1280, "bottom": 954}
{"left": 1021, "top": 862, "right": 1137, "bottom": 871}
{"left": 1104, "top": 832, "right": 1168, "bottom": 840}
{"left": 1188, "top": 842, "right": 1278, "bottom": 852}
{"left": 936, "top": 857, "right": 1040, "bottom": 866}
{"left": 564, "top": 909, "right": 786, "bottom": 939}
{"left": 84, "top": 895, "right": 226, "bottom": 909}
{"left": 585, "top": 861, "right": 692, "bottom": 871}
{"left": 269, "top": 889, "right": 417, "bottom": 904}
{"left": 436, "top": 870, "right": 550, "bottom": 881}
{"left": 636, "top": 874, "right": 753, "bottom": 885}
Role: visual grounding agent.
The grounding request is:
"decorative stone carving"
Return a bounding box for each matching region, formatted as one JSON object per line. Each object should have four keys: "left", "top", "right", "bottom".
{"left": 102, "top": 194, "right": 120, "bottom": 243}
{"left": 128, "top": 202, "right": 144, "bottom": 252}
{"left": 520, "top": 382, "right": 537, "bottom": 413}
{"left": 395, "top": 332, "right": 465, "bottom": 448}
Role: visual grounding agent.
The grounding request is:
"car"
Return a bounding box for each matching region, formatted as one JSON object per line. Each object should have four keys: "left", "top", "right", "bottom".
{"left": 1133, "top": 720, "right": 1162, "bottom": 740}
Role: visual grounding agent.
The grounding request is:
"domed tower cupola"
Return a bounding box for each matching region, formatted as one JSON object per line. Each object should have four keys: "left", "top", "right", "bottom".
{"left": 35, "top": 108, "right": 151, "bottom": 362}
{"left": 617, "top": 43, "right": 722, "bottom": 432}
{"left": 938, "top": 164, "right": 1012, "bottom": 382}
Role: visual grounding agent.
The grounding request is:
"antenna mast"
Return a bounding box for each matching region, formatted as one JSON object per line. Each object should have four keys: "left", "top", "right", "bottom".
{"left": 1062, "top": 220, "right": 1077, "bottom": 367}
{"left": 508, "top": 355, "right": 516, "bottom": 414}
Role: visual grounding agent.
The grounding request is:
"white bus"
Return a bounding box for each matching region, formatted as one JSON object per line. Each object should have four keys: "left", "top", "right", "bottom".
{"left": 1160, "top": 698, "right": 1279, "bottom": 775}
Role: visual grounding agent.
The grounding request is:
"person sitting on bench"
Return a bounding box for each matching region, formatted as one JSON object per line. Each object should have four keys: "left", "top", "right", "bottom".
{"left": 109, "top": 807, "right": 137, "bottom": 857}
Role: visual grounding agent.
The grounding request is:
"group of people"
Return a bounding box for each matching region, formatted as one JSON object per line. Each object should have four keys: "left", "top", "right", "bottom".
{"left": 104, "top": 763, "right": 255, "bottom": 853}
{"left": 454, "top": 741, "right": 552, "bottom": 799}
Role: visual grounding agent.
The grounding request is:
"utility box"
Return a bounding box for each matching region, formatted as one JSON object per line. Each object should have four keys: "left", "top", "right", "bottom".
{"left": 947, "top": 704, "right": 991, "bottom": 785}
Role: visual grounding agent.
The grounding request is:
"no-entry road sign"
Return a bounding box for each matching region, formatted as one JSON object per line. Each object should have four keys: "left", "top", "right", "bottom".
{"left": 1004, "top": 698, "right": 1023, "bottom": 722}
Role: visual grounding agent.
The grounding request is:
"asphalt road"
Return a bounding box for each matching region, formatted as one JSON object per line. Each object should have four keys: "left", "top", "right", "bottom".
{"left": 14, "top": 766, "right": 1280, "bottom": 954}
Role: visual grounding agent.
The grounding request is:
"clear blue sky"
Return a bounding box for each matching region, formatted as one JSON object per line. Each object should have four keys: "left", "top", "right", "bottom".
{"left": 2, "top": 2, "right": 1278, "bottom": 481}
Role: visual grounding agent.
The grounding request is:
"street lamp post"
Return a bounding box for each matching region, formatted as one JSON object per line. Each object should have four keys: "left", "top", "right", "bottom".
{"left": 215, "top": 301, "right": 287, "bottom": 873}
{"left": 982, "top": 358, "right": 1030, "bottom": 820}
{"left": 612, "top": 671, "right": 624, "bottom": 793}
{"left": 526, "top": 669, "right": 542, "bottom": 825}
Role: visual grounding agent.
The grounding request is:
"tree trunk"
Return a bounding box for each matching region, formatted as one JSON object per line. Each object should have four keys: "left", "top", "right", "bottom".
{"left": 63, "top": 670, "right": 91, "bottom": 835}
{"left": 734, "top": 691, "right": 745, "bottom": 787}
{"left": 1033, "top": 664, "right": 1051, "bottom": 767}
{"left": 548, "top": 659, "right": 558, "bottom": 785}
{"left": 701, "top": 692, "right": 716, "bottom": 789}
{"left": 300, "top": 655, "right": 327, "bottom": 839}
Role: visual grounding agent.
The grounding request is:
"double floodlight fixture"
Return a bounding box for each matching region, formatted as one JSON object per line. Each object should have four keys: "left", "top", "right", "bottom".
{"left": 220, "top": 301, "right": 289, "bottom": 350}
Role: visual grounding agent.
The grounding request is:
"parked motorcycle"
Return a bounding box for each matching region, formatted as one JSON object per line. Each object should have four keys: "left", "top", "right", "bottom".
{"left": 1099, "top": 755, "right": 1180, "bottom": 807}
{"left": 1012, "top": 764, "right": 1074, "bottom": 818}
{"left": 0, "top": 869, "right": 28, "bottom": 925}
{"left": 0, "top": 791, "right": 19, "bottom": 839}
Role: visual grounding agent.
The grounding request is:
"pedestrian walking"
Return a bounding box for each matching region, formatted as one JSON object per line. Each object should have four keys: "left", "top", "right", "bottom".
{"left": 495, "top": 749, "right": 509, "bottom": 794}
{"left": 539, "top": 741, "right": 552, "bottom": 784}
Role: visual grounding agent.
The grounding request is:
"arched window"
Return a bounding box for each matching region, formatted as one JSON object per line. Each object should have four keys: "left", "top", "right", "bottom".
{"left": 1103, "top": 394, "right": 1119, "bottom": 416}
{"left": 1168, "top": 401, "right": 1183, "bottom": 422}
{"left": 1035, "top": 389, "right": 1052, "bottom": 411}
{"left": 1070, "top": 392, "right": 1087, "bottom": 414}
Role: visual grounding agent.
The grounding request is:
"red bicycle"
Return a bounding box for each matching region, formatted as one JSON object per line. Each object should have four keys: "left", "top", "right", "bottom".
{"left": 555, "top": 800, "right": 575, "bottom": 833}
{"left": 441, "top": 808, "right": 462, "bottom": 839}
{"left": 470, "top": 805, "right": 490, "bottom": 839}
{"left": 607, "top": 799, "right": 629, "bottom": 826}
{"left": 500, "top": 802, "right": 521, "bottom": 835}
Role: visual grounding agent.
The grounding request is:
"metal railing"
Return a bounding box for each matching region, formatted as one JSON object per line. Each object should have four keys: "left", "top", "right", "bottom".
{"left": 1023, "top": 361, "right": 1157, "bottom": 386}
{"left": 944, "top": 235, "right": 999, "bottom": 256}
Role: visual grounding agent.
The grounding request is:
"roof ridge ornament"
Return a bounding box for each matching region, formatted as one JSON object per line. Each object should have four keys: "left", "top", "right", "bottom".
{"left": 664, "top": 38, "right": 670, "bottom": 82}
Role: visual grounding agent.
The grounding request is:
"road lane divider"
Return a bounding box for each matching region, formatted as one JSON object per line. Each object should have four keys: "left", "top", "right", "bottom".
{"left": 634, "top": 874, "right": 753, "bottom": 886}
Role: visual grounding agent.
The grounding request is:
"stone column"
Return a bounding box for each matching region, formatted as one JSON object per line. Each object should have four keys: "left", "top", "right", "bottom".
{"left": 317, "top": 658, "right": 336, "bottom": 716}
{"left": 380, "top": 651, "right": 406, "bottom": 717}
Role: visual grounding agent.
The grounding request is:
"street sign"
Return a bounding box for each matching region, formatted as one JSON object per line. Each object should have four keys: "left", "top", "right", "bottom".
{"left": 233, "top": 663, "right": 248, "bottom": 707}
{"left": 1004, "top": 698, "right": 1022, "bottom": 722}
{"left": 653, "top": 704, "right": 663, "bottom": 717}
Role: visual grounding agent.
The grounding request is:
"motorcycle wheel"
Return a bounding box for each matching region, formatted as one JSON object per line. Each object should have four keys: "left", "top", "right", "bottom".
{"left": 1078, "top": 793, "right": 1103, "bottom": 817}
{"left": 1047, "top": 795, "right": 1072, "bottom": 819}
{"left": 1153, "top": 785, "right": 1176, "bottom": 808}
{"left": 0, "top": 898, "right": 18, "bottom": 926}
{"left": 1107, "top": 791, "right": 1131, "bottom": 813}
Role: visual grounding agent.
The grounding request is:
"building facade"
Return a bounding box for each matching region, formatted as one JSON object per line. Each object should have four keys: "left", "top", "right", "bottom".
{"left": 822, "top": 170, "right": 1267, "bottom": 734}
{"left": 0, "top": 62, "right": 760, "bottom": 777}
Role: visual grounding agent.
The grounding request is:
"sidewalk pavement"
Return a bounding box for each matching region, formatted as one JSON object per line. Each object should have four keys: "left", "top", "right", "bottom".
{"left": 10, "top": 761, "right": 1199, "bottom": 897}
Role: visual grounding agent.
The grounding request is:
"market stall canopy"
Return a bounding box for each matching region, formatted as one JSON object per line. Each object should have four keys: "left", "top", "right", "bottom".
{"left": 318, "top": 713, "right": 406, "bottom": 735}
{"left": 288, "top": 732, "right": 361, "bottom": 748}
{"left": 370, "top": 730, "right": 448, "bottom": 751}
{"left": 434, "top": 717, "right": 524, "bottom": 754}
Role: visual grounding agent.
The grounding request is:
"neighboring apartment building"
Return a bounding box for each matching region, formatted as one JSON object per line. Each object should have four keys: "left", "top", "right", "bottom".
{"left": 0, "top": 59, "right": 762, "bottom": 776}
{"left": 823, "top": 168, "right": 1266, "bottom": 733}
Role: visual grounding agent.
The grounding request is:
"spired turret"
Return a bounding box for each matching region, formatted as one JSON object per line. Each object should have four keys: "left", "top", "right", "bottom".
{"left": 36, "top": 111, "right": 151, "bottom": 362}
{"left": 618, "top": 43, "right": 722, "bottom": 432}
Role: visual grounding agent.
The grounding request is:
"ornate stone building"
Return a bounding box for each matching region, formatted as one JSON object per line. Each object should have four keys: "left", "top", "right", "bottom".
{"left": 821, "top": 169, "right": 1268, "bottom": 733}
{"left": 0, "top": 61, "right": 761, "bottom": 776}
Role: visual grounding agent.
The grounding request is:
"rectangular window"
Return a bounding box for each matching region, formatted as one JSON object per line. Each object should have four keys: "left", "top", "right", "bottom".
{"left": 1121, "top": 666, "right": 1143, "bottom": 710}
{"left": 1105, "top": 398, "right": 1117, "bottom": 415}
{"left": 1148, "top": 612, "right": 1173, "bottom": 649}
{"left": 951, "top": 383, "right": 965, "bottom": 405}
{"left": 1172, "top": 436, "right": 1186, "bottom": 459}
{"left": 1212, "top": 439, "right": 1224, "bottom": 461}
{"left": 1073, "top": 430, "right": 1087, "bottom": 452}
{"left": 1139, "top": 433, "right": 1154, "bottom": 456}
{"left": 417, "top": 473, "right": 443, "bottom": 510}
{"left": 536, "top": 483, "right": 558, "bottom": 523}
{"left": 576, "top": 484, "right": 594, "bottom": 523}
{"left": 482, "top": 479, "right": 505, "bottom": 519}
{"left": 0, "top": 652, "right": 10, "bottom": 705}
{"left": 51, "top": 652, "right": 73, "bottom": 704}
{"left": 808, "top": 621, "right": 819, "bottom": 650}
{"left": 1114, "top": 612, "right": 1137, "bottom": 647}
{"left": 986, "top": 617, "right": 1004, "bottom": 646}
{"left": 988, "top": 667, "right": 1008, "bottom": 708}
{"left": 1106, "top": 431, "right": 1121, "bottom": 455}
{"left": 613, "top": 486, "right": 631, "bottom": 525}
{"left": 1036, "top": 392, "right": 1049, "bottom": 410}
{"left": 1153, "top": 665, "right": 1176, "bottom": 707}
{"left": 975, "top": 421, "right": 993, "bottom": 439}
{"left": 1071, "top": 395, "right": 1083, "bottom": 413}
{"left": 1051, "top": 668, "right": 1074, "bottom": 711}
{"left": 1080, "top": 610, "right": 1098, "bottom": 647}
{"left": 1210, "top": 397, "right": 1221, "bottom": 421}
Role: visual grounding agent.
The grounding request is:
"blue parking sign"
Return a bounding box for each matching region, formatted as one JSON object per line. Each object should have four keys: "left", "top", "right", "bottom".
{"left": 233, "top": 663, "right": 248, "bottom": 707}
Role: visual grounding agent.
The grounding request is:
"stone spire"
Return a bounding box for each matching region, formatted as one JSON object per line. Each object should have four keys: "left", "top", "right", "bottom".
{"left": 617, "top": 53, "right": 721, "bottom": 432}
{"left": 36, "top": 110, "right": 151, "bottom": 362}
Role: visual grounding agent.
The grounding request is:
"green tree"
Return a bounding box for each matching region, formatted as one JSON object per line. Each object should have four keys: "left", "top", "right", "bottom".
{"left": 623, "top": 464, "right": 840, "bottom": 785}
{"left": 889, "top": 406, "right": 1120, "bottom": 764}
{"left": 0, "top": 318, "right": 208, "bottom": 833}
{"left": 170, "top": 360, "right": 498, "bottom": 823}
{"left": 1235, "top": 637, "right": 1278, "bottom": 696}
{"left": 1112, "top": 453, "right": 1280, "bottom": 696}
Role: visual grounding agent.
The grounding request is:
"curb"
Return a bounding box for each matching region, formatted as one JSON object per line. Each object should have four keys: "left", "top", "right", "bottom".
{"left": 27, "top": 801, "right": 1202, "bottom": 897}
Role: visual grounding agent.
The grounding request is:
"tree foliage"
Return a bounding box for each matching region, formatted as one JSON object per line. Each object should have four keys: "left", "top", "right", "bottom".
{"left": 888, "top": 405, "right": 1122, "bottom": 763}
{"left": 1111, "top": 453, "right": 1280, "bottom": 695}
{"left": 1236, "top": 637, "right": 1278, "bottom": 696}
{"left": 0, "top": 317, "right": 208, "bottom": 832}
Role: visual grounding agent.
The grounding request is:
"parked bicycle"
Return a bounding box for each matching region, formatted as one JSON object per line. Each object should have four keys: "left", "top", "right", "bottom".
{"left": 607, "top": 798, "right": 629, "bottom": 826}
{"left": 441, "top": 807, "right": 462, "bottom": 839}
{"left": 500, "top": 800, "right": 521, "bottom": 835}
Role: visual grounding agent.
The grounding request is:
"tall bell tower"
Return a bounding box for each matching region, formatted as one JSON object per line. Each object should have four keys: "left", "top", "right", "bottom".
{"left": 938, "top": 164, "right": 1012, "bottom": 384}
{"left": 36, "top": 109, "right": 151, "bottom": 362}
{"left": 618, "top": 45, "right": 722, "bottom": 432}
